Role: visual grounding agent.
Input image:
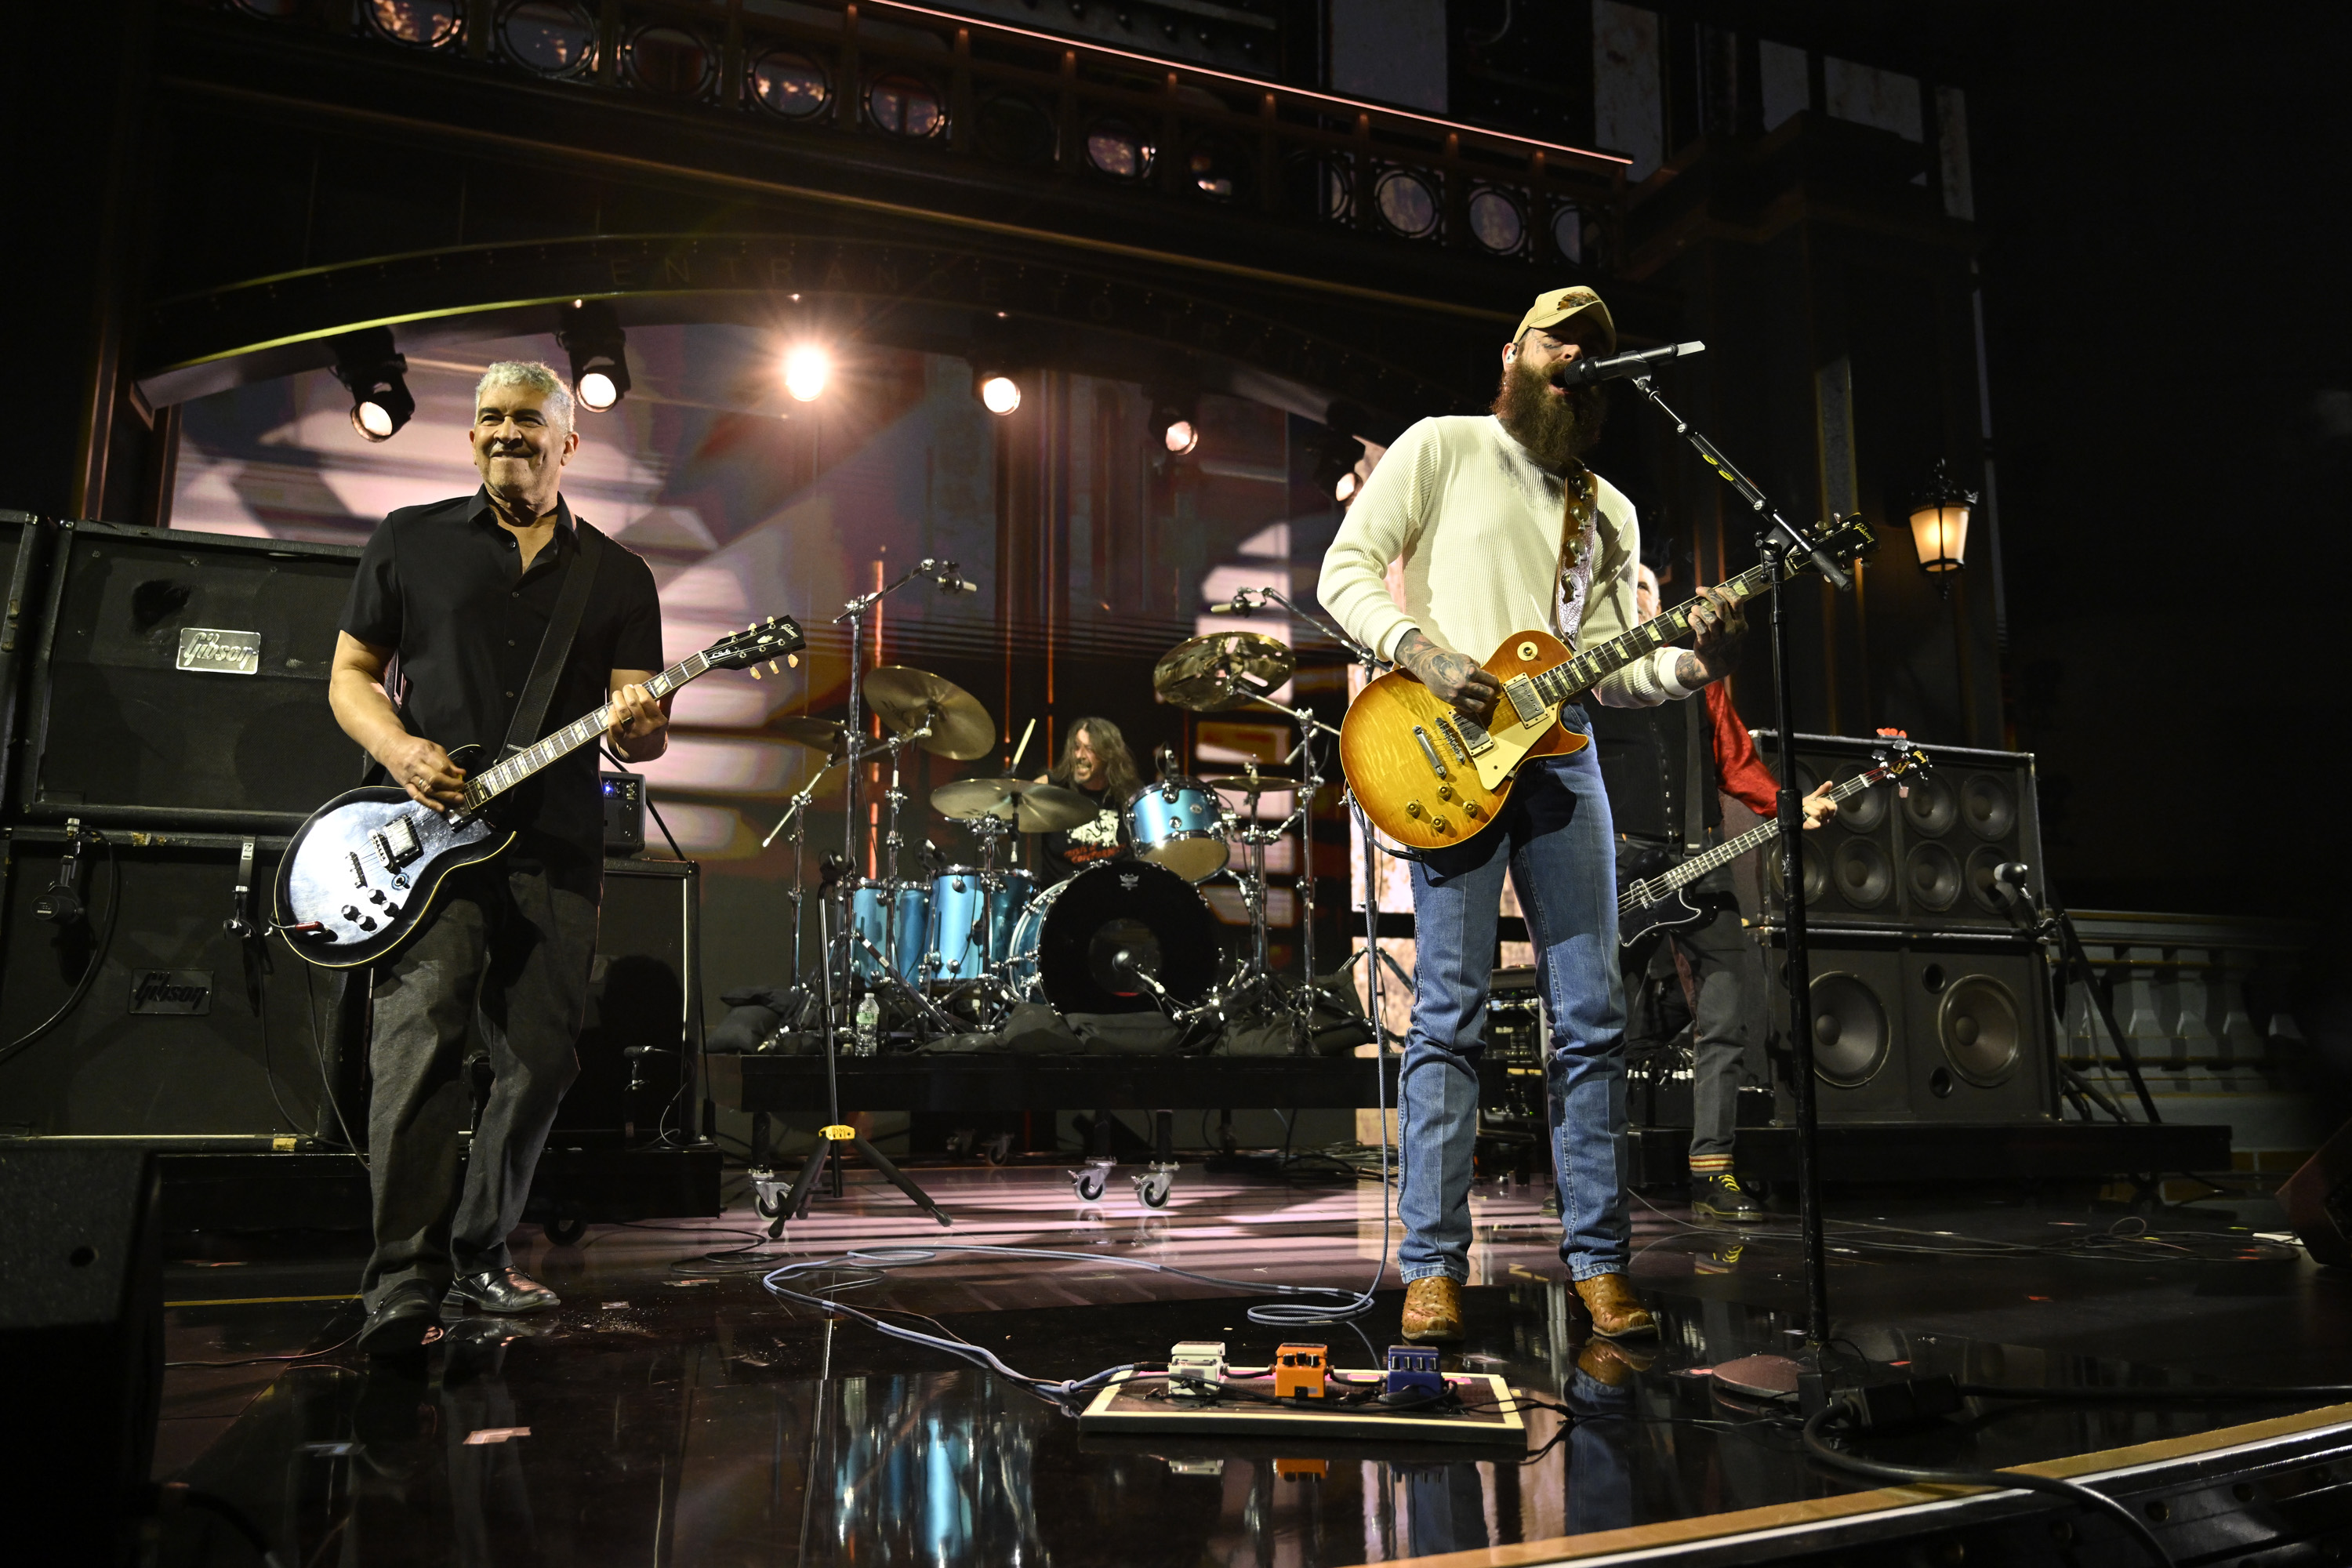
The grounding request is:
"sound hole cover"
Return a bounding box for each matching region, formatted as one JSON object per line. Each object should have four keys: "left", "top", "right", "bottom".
{"left": 1902, "top": 775, "right": 1958, "bottom": 837}
{"left": 1831, "top": 840, "right": 1892, "bottom": 908}
{"left": 1905, "top": 843, "right": 1962, "bottom": 912}
{"left": 1938, "top": 975, "right": 2021, "bottom": 1086}
{"left": 1961, "top": 773, "right": 2016, "bottom": 840}
{"left": 1831, "top": 764, "right": 1888, "bottom": 832}
{"left": 1808, "top": 972, "right": 1889, "bottom": 1087}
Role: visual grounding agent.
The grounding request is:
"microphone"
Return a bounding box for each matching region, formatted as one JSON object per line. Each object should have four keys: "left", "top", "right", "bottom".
{"left": 932, "top": 561, "right": 979, "bottom": 594}
{"left": 1991, "top": 860, "right": 2031, "bottom": 906}
{"left": 1207, "top": 589, "right": 1260, "bottom": 615}
{"left": 1549, "top": 340, "right": 1707, "bottom": 390}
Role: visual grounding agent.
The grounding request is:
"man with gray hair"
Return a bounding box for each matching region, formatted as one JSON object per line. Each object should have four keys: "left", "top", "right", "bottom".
{"left": 331, "top": 358, "right": 670, "bottom": 1352}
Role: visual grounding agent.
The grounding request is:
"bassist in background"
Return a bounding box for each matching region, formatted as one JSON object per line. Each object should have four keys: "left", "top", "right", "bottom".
{"left": 1592, "top": 561, "right": 1835, "bottom": 1224}
{"left": 1317, "top": 286, "right": 1748, "bottom": 1345}
{"left": 328, "top": 361, "right": 670, "bottom": 1353}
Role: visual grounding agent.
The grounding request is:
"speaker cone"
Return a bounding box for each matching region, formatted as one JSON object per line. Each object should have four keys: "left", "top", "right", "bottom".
{"left": 1961, "top": 773, "right": 2016, "bottom": 840}
{"left": 1905, "top": 842, "right": 1962, "bottom": 913}
{"left": 1808, "top": 971, "right": 1890, "bottom": 1087}
{"left": 1938, "top": 975, "right": 2020, "bottom": 1086}
{"left": 1831, "top": 764, "right": 1888, "bottom": 832}
{"left": 1902, "top": 775, "right": 1958, "bottom": 837}
{"left": 1769, "top": 838, "right": 1830, "bottom": 906}
{"left": 1965, "top": 844, "right": 2016, "bottom": 913}
{"left": 1831, "top": 840, "right": 1893, "bottom": 909}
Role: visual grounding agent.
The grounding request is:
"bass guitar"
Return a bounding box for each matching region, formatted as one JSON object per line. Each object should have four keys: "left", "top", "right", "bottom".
{"left": 1616, "top": 731, "right": 1929, "bottom": 949}
{"left": 274, "top": 615, "right": 804, "bottom": 967}
{"left": 1340, "top": 517, "right": 1875, "bottom": 851}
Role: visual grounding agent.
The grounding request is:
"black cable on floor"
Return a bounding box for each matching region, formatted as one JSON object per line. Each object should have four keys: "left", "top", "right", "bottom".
{"left": 1800, "top": 1398, "right": 2170, "bottom": 1567}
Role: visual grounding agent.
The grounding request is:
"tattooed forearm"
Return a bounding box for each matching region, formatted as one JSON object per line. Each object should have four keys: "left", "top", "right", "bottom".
{"left": 1397, "top": 630, "right": 1501, "bottom": 718}
{"left": 1675, "top": 650, "right": 1714, "bottom": 690}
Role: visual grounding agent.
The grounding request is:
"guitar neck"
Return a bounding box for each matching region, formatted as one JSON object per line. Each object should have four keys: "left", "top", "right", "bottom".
{"left": 1628, "top": 768, "right": 1881, "bottom": 903}
{"left": 1534, "top": 559, "right": 1784, "bottom": 705}
{"left": 460, "top": 653, "right": 708, "bottom": 811}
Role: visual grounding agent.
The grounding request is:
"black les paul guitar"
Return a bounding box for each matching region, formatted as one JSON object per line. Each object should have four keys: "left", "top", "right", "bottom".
{"left": 1616, "top": 731, "right": 1929, "bottom": 949}
{"left": 274, "top": 616, "right": 804, "bottom": 968}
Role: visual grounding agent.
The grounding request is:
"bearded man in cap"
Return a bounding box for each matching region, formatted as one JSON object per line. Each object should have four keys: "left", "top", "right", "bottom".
{"left": 1318, "top": 288, "right": 1748, "bottom": 1342}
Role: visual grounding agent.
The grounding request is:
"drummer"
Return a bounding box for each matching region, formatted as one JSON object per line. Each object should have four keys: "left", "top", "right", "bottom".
{"left": 1036, "top": 717, "right": 1141, "bottom": 882}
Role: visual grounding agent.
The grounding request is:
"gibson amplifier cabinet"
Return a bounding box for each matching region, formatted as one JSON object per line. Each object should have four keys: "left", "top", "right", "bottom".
{"left": 1752, "top": 732, "right": 2047, "bottom": 933}
{"left": 16, "top": 521, "right": 365, "bottom": 829}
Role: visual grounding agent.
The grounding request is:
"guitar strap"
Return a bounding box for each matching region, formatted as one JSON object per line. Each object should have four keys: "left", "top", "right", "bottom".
{"left": 1682, "top": 691, "right": 1707, "bottom": 855}
{"left": 498, "top": 520, "right": 606, "bottom": 761}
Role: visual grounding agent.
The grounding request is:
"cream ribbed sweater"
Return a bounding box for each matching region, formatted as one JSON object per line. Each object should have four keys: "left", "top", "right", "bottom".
{"left": 1317, "top": 415, "right": 1689, "bottom": 708}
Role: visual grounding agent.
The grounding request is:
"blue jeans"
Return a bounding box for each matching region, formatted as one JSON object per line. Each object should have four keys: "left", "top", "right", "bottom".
{"left": 1398, "top": 720, "right": 1628, "bottom": 1283}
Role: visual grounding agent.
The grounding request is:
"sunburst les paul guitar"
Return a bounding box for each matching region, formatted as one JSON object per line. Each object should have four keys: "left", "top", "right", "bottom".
{"left": 1339, "top": 517, "right": 1874, "bottom": 851}
{"left": 274, "top": 615, "right": 804, "bottom": 968}
{"left": 1617, "top": 731, "right": 1928, "bottom": 949}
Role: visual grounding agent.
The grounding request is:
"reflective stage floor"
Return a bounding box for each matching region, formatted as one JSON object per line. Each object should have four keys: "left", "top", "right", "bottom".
{"left": 154, "top": 1162, "right": 2352, "bottom": 1566}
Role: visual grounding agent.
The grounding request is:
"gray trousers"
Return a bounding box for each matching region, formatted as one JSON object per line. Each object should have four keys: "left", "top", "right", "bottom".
{"left": 1622, "top": 882, "right": 1759, "bottom": 1167}
{"left": 361, "top": 849, "right": 597, "bottom": 1308}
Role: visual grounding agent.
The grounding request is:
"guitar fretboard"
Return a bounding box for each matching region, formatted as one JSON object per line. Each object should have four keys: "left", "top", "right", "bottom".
{"left": 459, "top": 652, "right": 710, "bottom": 812}
{"left": 1619, "top": 767, "right": 1882, "bottom": 912}
{"left": 1536, "top": 557, "right": 1787, "bottom": 706}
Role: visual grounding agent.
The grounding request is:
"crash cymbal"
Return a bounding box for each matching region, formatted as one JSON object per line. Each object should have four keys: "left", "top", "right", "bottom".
{"left": 1153, "top": 631, "right": 1295, "bottom": 713}
{"left": 772, "top": 716, "right": 848, "bottom": 753}
{"left": 1198, "top": 769, "right": 1307, "bottom": 793}
{"left": 862, "top": 666, "right": 996, "bottom": 760}
{"left": 931, "top": 776, "right": 1100, "bottom": 833}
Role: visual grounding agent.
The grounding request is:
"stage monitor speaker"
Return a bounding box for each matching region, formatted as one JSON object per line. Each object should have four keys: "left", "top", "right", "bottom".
{"left": 554, "top": 857, "right": 702, "bottom": 1142}
{"left": 0, "top": 1144, "right": 164, "bottom": 1552}
{"left": 17, "top": 520, "right": 365, "bottom": 829}
{"left": 1763, "top": 931, "right": 2056, "bottom": 1123}
{"left": 0, "top": 826, "right": 336, "bottom": 1140}
{"left": 1756, "top": 731, "right": 2045, "bottom": 932}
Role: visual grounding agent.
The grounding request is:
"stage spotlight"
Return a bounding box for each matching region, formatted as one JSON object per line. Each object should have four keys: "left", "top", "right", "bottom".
{"left": 557, "top": 299, "right": 630, "bottom": 412}
{"left": 976, "top": 372, "right": 1022, "bottom": 416}
{"left": 1150, "top": 388, "right": 1200, "bottom": 456}
{"left": 329, "top": 326, "right": 414, "bottom": 443}
{"left": 1162, "top": 417, "right": 1200, "bottom": 455}
{"left": 783, "top": 343, "right": 830, "bottom": 402}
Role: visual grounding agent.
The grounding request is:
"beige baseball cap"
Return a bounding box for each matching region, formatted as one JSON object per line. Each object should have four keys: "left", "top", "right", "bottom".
{"left": 1512, "top": 285, "right": 1617, "bottom": 354}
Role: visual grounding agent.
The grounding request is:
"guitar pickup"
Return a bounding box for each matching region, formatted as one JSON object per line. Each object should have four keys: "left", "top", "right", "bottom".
{"left": 371, "top": 815, "right": 423, "bottom": 871}
{"left": 1502, "top": 674, "right": 1545, "bottom": 728}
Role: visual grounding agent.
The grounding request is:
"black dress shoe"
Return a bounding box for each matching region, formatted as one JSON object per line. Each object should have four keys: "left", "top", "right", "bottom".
{"left": 444, "top": 1268, "right": 562, "bottom": 1315}
{"left": 1691, "top": 1172, "right": 1763, "bottom": 1223}
{"left": 357, "top": 1286, "right": 442, "bottom": 1354}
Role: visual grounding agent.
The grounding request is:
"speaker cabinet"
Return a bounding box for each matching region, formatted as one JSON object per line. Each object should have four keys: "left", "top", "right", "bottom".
{"left": 1764, "top": 931, "right": 2055, "bottom": 1123}
{"left": 0, "top": 826, "right": 334, "bottom": 1139}
{"left": 554, "top": 857, "right": 702, "bottom": 1141}
{"left": 17, "top": 520, "right": 365, "bottom": 829}
{"left": 0, "top": 1145, "right": 163, "bottom": 1549}
{"left": 1758, "top": 732, "right": 2045, "bottom": 931}
{"left": 0, "top": 510, "right": 55, "bottom": 818}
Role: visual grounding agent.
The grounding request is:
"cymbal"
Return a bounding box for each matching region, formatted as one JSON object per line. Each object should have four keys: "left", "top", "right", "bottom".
{"left": 772, "top": 716, "right": 848, "bottom": 754}
{"left": 863, "top": 666, "right": 996, "bottom": 760}
{"left": 931, "top": 776, "right": 1100, "bottom": 833}
{"left": 1199, "top": 769, "right": 1307, "bottom": 793}
{"left": 1153, "top": 631, "right": 1294, "bottom": 712}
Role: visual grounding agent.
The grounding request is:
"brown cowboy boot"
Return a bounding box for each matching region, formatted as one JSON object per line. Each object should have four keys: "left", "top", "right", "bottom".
{"left": 1400, "top": 1276, "right": 1464, "bottom": 1342}
{"left": 1573, "top": 1272, "right": 1657, "bottom": 1339}
{"left": 1574, "top": 1337, "right": 1657, "bottom": 1388}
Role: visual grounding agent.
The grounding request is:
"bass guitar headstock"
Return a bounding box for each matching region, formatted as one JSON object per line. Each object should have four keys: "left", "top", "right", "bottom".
{"left": 706, "top": 615, "right": 807, "bottom": 678}
{"left": 1867, "top": 726, "right": 1929, "bottom": 794}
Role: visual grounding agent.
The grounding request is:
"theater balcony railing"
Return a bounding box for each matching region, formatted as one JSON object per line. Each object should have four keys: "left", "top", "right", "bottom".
{"left": 166, "top": 0, "right": 1630, "bottom": 281}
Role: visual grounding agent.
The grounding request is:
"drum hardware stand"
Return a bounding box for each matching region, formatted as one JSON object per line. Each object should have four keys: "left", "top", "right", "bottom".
{"left": 1627, "top": 372, "right": 1854, "bottom": 1357}
{"left": 760, "top": 750, "right": 847, "bottom": 1033}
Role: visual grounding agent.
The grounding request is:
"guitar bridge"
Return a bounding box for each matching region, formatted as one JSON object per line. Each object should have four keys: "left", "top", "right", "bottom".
{"left": 1433, "top": 715, "right": 1472, "bottom": 764}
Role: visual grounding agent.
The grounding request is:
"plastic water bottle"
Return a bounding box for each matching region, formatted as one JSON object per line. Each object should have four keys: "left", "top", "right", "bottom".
{"left": 853, "top": 993, "right": 880, "bottom": 1057}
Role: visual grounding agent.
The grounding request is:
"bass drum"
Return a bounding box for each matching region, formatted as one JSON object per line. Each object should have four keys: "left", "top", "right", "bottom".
{"left": 1005, "top": 860, "right": 1221, "bottom": 1014}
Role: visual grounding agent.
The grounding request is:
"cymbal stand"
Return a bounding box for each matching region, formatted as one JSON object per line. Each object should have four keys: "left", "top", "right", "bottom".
{"left": 760, "top": 750, "right": 845, "bottom": 1030}
{"left": 875, "top": 715, "right": 935, "bottom": 994}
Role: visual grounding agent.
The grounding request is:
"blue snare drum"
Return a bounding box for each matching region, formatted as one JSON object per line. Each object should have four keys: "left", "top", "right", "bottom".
{"left": 849, "top": 879, "right": 927, "bottom": 983}
{"left": 924, "top": 867, "right": 991, "bottom": 982}
{"left": 1123, "top": 777, "right": 1229, "bottom": 883}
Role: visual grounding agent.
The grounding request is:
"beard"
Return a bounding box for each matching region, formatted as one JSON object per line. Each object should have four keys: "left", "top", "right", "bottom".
{"left": 1492, "top": 354, "right": 1607, "bottom": 471}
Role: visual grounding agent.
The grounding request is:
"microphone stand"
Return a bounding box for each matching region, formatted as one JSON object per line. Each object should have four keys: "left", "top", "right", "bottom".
{"left": 1624, "top": 372, "right": 1849, "bottom": 1352}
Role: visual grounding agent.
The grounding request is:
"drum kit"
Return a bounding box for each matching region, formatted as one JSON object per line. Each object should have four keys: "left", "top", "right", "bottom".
{"left": 764, "top": 617, "right": 1337, "bottom": 1048}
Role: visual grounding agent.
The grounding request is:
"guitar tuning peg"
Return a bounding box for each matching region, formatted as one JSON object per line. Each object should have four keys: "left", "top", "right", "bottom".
{"left": 749, "top": 666, "right": 763, "bottom": 681}
{"left": 768, "top": 660, "right": 779, "bottom": 674}
{"left": 786, "top": 653, "right": 799, "bottom": 669}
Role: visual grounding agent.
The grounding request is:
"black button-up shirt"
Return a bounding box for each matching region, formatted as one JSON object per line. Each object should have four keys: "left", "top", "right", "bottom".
{"left": 341, "top": 488, "right": 663, "bottom": 893}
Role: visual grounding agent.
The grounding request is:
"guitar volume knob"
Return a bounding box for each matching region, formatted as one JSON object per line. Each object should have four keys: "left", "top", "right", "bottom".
{"left": 1405, "top": 800, "right": 1422, "bottom": 818}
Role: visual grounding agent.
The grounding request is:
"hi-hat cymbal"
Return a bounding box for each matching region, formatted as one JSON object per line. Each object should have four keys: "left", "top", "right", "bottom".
{"left": 1199, "top": 769, "right": 1307, "bottom": 793}
{"left": 863, "top": 666, "right": 996, "bottom": 760}
{"left": 931, "top": 776, "right": 1099, "bottom": 833}
{"left": 772, "top": 716, "right": 848, "bottom": 754}
{"left": 1153, "top": 631, "right": 1295, "bottom": 712}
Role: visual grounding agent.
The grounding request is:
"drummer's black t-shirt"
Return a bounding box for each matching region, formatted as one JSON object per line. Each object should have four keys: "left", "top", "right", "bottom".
{"left": 1040, "top": 782, "right": 1124, "bottom": 882}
